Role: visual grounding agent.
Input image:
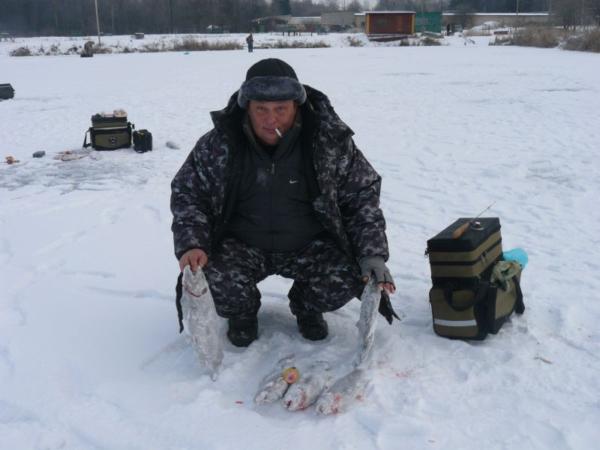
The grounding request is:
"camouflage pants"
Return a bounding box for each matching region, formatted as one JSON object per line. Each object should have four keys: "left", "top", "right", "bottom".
{"left": 204, "top": 236, "right": 364, "bottom": 318}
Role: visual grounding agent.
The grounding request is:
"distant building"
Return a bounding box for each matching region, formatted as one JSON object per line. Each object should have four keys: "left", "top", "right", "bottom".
{"left": 416, "top": 12, "right": 442, "bottom": 34}
{"left": 443, "top": 12, "right": 550, "bottom": 30}
{"left": 288, "top": 16, "right": 321, "bottom": 32}
{"left": 251, "top": 15, "right": 321, "bottom": 33}
{"left": 354, "top": 13, "right": 366, "bottom": 30}
{"left": 365, "top": 11, "right": 416, "bottom": 38}
{"left": 321, "top": 11, "right": 356, "bottom": 31}
{"left": 251, "top": 15, "right": 292, "bottom": 32}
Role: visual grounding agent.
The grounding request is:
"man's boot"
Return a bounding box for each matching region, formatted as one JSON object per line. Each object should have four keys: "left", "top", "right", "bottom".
{"left": 296, "top": 312, "right": 328, "bottom": 341}
{"left": 227, "top": 316, "right": 258, "bottom": 347}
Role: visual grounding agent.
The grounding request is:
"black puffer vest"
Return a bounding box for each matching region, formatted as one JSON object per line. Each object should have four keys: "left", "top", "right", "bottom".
{"left": 225, "top": 114, "right": 325, "bottom": 252}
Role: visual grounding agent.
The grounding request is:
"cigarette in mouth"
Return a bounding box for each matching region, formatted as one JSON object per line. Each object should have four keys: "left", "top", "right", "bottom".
{"left": 275, "top": 128, "right": 283, "bottom": 138}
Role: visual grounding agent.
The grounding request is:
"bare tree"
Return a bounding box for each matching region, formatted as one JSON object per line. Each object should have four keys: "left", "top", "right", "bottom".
{"left": 0, "top": 0, "right": 354, "bottom": 36}
{"left": 591, "top": 0, "right": 600, "bottom": 25}
{"left": 553, "top": 0, "right": 580, "bottom": 28}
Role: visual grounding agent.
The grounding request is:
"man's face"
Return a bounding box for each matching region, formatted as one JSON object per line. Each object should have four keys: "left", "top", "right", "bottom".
{"left": 248, "top": 100, "right": 297, "bottom": 146}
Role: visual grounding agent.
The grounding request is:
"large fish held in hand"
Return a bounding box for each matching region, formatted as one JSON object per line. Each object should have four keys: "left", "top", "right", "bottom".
{"left": 181, "top": 266, "right": 224, "bottom": 380}
{"left": 317, "top": 280, "right": 382, "bottom": 415}
{"left": 353, "top": 279, "right": 382, "bottom": 369}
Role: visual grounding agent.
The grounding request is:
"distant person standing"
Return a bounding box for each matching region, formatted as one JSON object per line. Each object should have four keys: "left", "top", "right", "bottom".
{"left": 246, "top": 33, "right": 254, "bottom": 53}
{"left": 81, "top": 40, "right": 94, "bottom": 57}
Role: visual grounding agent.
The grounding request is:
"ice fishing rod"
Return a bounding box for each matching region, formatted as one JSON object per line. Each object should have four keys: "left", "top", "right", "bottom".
{"left": 452, "top": 202, "right": 496, "bottom": 239}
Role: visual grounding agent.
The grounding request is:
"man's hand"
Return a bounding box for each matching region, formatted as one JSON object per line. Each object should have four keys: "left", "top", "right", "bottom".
{"left": 359, "top": 256, "right": 396, "bottom": 294}
{"left": 179, "top": 248, "right": 208, "bottom": 272}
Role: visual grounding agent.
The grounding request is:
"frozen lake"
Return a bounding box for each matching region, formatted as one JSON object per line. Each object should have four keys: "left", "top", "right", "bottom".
{"left": 1, "top": 40, "right": 599, "bottom": 449}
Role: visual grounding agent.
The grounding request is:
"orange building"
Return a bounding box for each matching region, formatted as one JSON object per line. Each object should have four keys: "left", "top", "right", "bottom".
{"left": 365, "top": 11, "right": 416, "bottom": 36}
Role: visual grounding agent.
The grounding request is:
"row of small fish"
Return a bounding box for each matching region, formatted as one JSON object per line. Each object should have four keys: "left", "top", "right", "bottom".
{"left": 255, "top": 358, "right": 368, "bottom": 414}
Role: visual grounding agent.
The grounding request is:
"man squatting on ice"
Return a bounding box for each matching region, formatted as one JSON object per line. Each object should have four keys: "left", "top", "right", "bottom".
{"left": 171, "top": 58, "right": 397, "bottom": 347}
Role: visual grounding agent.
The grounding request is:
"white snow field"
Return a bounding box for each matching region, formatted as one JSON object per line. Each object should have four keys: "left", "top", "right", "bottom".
{"left": 1, "top": 35, "right": 600, "bottom": 450}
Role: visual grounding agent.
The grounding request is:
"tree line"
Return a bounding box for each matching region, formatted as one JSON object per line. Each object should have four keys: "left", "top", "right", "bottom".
{"left": 1, "top": 0, "right": 598, "bottom": 36}
{"left": 0, "top": 0, "right": 357, "bottom": 36}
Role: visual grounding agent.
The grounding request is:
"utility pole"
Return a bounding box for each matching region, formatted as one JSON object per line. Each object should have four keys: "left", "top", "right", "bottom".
{"left": 94, "top": 0, "right": 101, "bottom": 45}
{"left": 169, "top": 0, "right": 174, "bottom": 34}
{"left": 111, "top": 1, "right": 115, "bottom": 35}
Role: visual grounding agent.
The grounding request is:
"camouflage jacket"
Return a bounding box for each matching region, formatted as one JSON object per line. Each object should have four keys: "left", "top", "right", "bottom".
{"left": 170, "top": 85, "right": 389, "bottom": 263}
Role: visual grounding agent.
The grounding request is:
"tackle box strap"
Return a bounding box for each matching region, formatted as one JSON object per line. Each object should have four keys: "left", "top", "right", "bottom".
{"left": 83, "top": 128, "right": 91, "bottom": 148}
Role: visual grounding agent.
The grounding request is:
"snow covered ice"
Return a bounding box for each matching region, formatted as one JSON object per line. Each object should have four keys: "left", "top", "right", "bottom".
{"left": 1, "top": 34, "right": 600, "bottom": 449}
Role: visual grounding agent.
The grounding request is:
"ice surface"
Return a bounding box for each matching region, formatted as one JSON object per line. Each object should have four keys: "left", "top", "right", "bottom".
{"left": 1, "top": 34, "right": 599, "bottom": 449}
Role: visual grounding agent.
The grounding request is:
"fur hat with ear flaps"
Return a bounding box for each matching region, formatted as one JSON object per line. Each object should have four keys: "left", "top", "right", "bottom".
{"left": 237, "top": 58, "right": 307, "bottom": 109}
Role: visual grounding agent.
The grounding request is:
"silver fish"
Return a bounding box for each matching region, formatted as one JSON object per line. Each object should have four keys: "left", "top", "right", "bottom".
{"left": 255, "top": 356, "right": 295, "bottom": 404}
{"left": 353, "top": 279, "right": 382, "bottom": 369}
{"left": 255, "top": 374, "right": 290, "bottom": 405}
{"left": 315, "top": 280, "right": 380, "bottom": 414}
{"left": 181, "top": 266, "right": 224, "bottom": 380}
{"left": 283, "top": 361, "right": 332, "bottom": 411}
{"left": 315, "top": 369, "right": 369, "bottom": 415}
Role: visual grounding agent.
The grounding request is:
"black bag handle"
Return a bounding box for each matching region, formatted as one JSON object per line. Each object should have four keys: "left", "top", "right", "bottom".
{"left": 443, "top": 281, "right": 489, "bottom": 312}
{"left": 82, "top": 128, "right": 92, "bottom": 148}
{"left": 513, "top": 276, "right": 525, "bottom": 314}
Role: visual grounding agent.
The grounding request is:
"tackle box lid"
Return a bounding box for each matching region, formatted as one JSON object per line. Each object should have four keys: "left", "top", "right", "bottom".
{"left": 91, "top": 113, "right": 128, "bottom": 124}
{"left": 427, "top": 217, "right": 501, "bottom": 252}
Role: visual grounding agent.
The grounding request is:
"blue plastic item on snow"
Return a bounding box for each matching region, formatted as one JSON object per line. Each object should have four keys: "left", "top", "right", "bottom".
{"left": 503, "top": 248, "right": 528, "bottom": 269}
